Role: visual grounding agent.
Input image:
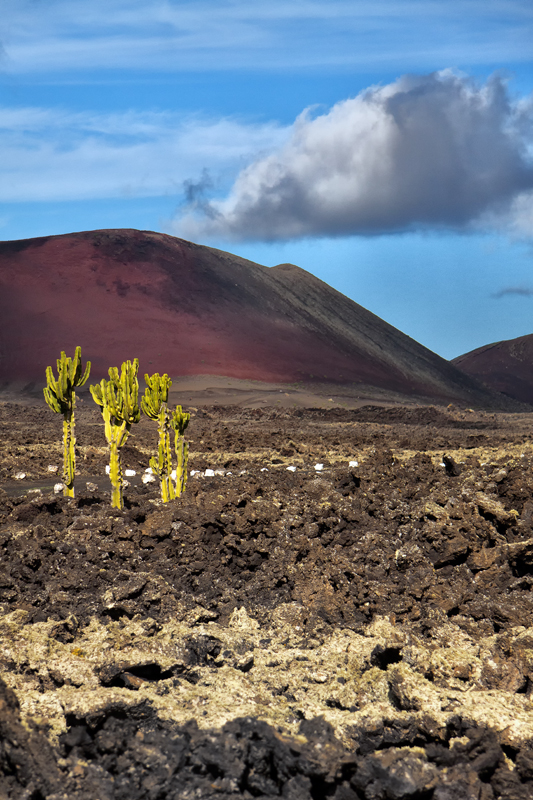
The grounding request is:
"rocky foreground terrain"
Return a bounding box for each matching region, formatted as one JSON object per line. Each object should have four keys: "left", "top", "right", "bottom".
{"left": 2, "top": 400, "right": 533, "bottom": 798}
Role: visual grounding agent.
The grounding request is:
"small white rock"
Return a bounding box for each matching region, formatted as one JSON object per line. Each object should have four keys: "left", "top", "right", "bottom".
{"left": 314, "top": 463, "right": 324, "bottom": 471}
{"left": 47, "top": 465, "right": 58, "bottom": 473}
{"left": 105, "top": 465, "right": 110, "bottom": 474}
{"left": 205, "top": 469, "right": 215, "bottom": 477}
{"left": 171, "top": 470, "right": 177, "bottom": 480}
{"left": 190, "top": 470, "right": 199, "bottom": 476}
{"left": 349, "top": 460, "right": 359, "bottom": 468}
{"left": 286, "top": 466, "right": 296, "bottom": 472}
{"left": 125, "top": 469, "right": 136, "bottom": 477}
{"left": 54, "top": 482, "right": 64, "bottom": 494}
{"left": 145, "top": 467, "right": 154, "bottom": 474}
{"left": 123, "top": 480, "right": 130, "bottom": 488}
{"left": 142, "top": 474, "right": 156, "bottom": 484}
{"left": 13, "top": 472, "right": 26, "bottom": 480}
{"left": 260, "top": 468, "right": 269, "bottom": 472}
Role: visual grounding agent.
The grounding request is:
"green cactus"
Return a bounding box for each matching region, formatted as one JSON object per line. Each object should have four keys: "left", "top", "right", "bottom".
{"left": 90, "top": 359, "right": 140, "bottom": 509}
{"left": 141, "top": 373, "right": 175, "bottom": 503}
{"left": 43, "top": 346, "right": 91, "bottom": 497}
{"left": 170, "top": 405, "right": 190, "bottom": 497}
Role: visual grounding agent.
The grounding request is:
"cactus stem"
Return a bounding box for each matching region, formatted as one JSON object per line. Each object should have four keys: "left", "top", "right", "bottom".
{"left": 109, "top": 438, "right": 123, "bottom": 510}
{"left": 62, "top": 412, "right": 75, "bottom": 498}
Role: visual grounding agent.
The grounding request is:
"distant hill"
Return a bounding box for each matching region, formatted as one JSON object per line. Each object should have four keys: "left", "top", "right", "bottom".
{"left": 0, "top": 228, "right": 518, "bottom": 408}
{"left": 453, "top": 333, "right": 533, "bottom": 405}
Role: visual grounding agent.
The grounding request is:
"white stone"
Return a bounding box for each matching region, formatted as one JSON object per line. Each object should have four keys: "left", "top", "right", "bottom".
{"left": 349, "top": 460, "right": 359, "bottom": 468}
{"left": 142, "top": 473, "right": 156, "bottom": 484}
{"left": 205, "top": 469, "right": 215, "bottom": 477}
{"left": 54, "top": 483, "right": 64, "bottom": 494}
{"left": 125, "top": 469, "right": 136, "bottom": 477}
{"left": 105, "top": 465, "right": 110, "bottom": 474}
{"left": 47, "top": 465, "right": 58, "bottom": 473}
{"left": 286, "top": 466, "right": 296, "bottom": 472}
{"left": 13, "top": 472, "right": 26, "bottom": 480}
{"left": 314, "top": 463, "right": 324, "bottom": 471}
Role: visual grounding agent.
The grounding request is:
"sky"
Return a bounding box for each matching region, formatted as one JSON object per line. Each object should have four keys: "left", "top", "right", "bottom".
{"left": 1, "top": 0, "right": 532, "bottom": 360}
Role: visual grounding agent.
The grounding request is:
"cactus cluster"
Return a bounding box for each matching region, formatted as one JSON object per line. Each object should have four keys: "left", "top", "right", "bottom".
{"left": 44, "top": 348, "right": 190, "bottom": 509}
{"left": 43, "top": 347, "right": 91, "bottom": 497}
{"left": 141, "top": 374, "right": 190, "bottom": 502}
{"left": 90, "top": 359, "right": 141, "bottom": 509}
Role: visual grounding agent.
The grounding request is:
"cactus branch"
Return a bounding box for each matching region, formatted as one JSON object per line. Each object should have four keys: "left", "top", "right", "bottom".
{"left": 170, "top": 405, "right": 190, "bottom": 497}
{"left": 141, "top": 373, "right": 175, "bottom": 502}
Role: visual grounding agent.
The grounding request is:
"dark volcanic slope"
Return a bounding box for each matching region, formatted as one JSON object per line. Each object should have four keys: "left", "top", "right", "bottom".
{"left": 0, "top": 228, "right": 507, "bottom": 405}
{"left": 453, "top": 332, "right": 533, "bottom": 405}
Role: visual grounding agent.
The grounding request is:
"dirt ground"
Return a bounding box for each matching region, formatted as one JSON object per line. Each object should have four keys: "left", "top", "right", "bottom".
{"left": 2, "top": 397, "right": 533, "bottom": 798}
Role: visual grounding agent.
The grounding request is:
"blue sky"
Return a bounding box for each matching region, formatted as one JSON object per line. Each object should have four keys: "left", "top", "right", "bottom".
{"left": 1, "top": 0, "right": 532, "bottom": 359}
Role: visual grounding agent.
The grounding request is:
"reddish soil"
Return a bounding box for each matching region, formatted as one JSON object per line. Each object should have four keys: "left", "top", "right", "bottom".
{"left": 453, "top": 333, "right": 533, "bottom": 406}
{"left": 2, "top": 398, "right": 533, "bottom": 797}
{"left": 0, "top": 228, "right": 512, "bottom": 408}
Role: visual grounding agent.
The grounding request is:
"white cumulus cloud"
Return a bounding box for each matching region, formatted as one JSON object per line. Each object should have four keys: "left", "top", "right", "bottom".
{"left": 175, "top": 71, "right": 533, "bottom": 242}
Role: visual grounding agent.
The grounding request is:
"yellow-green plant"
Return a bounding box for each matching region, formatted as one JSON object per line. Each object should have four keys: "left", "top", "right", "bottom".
{"left": 43, "top": 346, "right": 91, "bottom": 497}
{"left": 90, "top": 359, "right": 140, "bottom": 509}
{"left": 170, "top": 405, "right": 190, "bottom": 497}
{"left": 141, "top": 373, "right": 175, "bottom": 502}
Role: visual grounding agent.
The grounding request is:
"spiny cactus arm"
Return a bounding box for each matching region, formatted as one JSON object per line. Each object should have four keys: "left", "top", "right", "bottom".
{"left": 141, "top": 375, "right": 162, "bottom": 419}
{"left": 90, "top": 379, "right": 115, "bottom": 442}
{"left": 125, "top": 359, "right": 141, "bottom": 424}
{"left": 141, "top": 372, "right": 172, "bottom": 419}
{"left": 43, "top": 384, "right": 61, "bottom": 414}
{"left": 71, "top": 346, "right": 91, "bottom": 387}
{"left": 44, "top": 363, "right": 68, "bottom": 413}
{"left": 109, "top": 359, "right": 140, "bottom": 425}
{"left": 175, "top": 437, "right": 188, "bottom": 497}
{"left": 57, "top": 351, "right": 69, "bottom": 402}
{"left": 150, "top": 434, "right": 173, "bottom": 503}
{"left": 89, "top": 379, "right": 104, "bottom": 407}
{"left": 170, "top": 405, "right": 190, "bottom": 436}
{"left": 170, "top": 405, "right": 190, "bottom": 497}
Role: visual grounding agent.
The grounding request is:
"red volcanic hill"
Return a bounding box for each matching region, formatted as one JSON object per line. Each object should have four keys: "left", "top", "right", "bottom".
{"left": 0, "top": 228, "right": 516, "bottom": 407}
{"left": 453, "top": 333, "right": 533, "bottom": 405}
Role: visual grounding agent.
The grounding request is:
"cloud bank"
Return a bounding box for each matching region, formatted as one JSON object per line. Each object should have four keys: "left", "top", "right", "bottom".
{"left": 0, "top": 107, "right": 285, "bottom": 202}
{"left": 3, "top": 1, "right": 533, "bottom": 74}
{"left": 176, "top": 71, "right": 533, "bottom": 242}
